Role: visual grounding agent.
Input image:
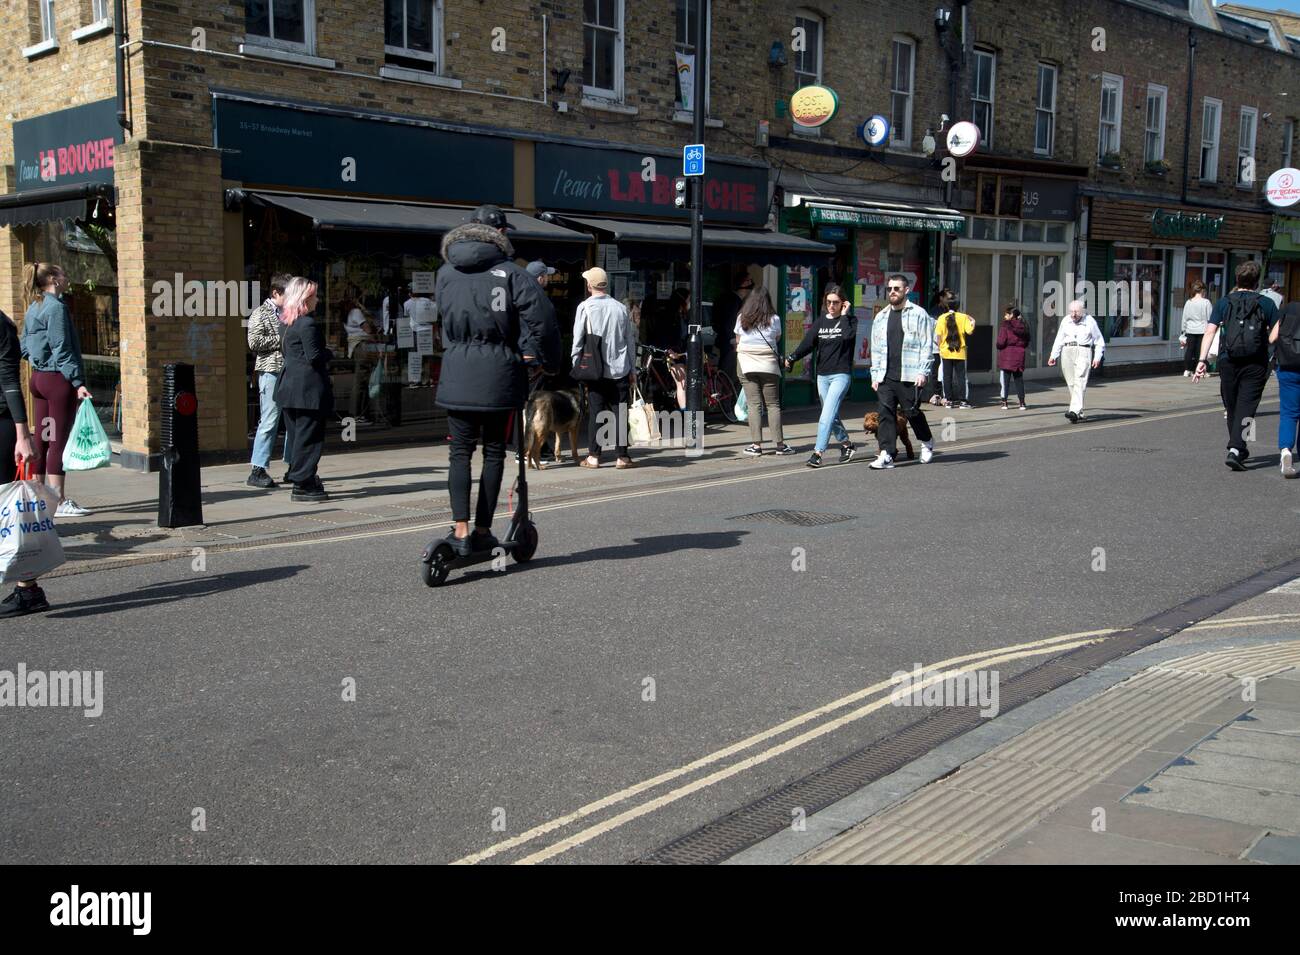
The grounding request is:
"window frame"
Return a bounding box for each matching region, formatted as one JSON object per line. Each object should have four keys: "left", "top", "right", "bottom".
{"left": 245, "top": 0, "right": 316, "bottom": 54}
{"left": 889, "top": 36, "right": 915, "bottom": 149}
{"left": 39, "top": 0, "right": 55, "bottom": 41}
{"left": 793, "top": 9, "right": 824, "bottom": 89}
{"left": 1283, "top": 118, "right": 1295, "bottom": 170}
{"left": 1237, "top": 106, "right": 1258, "bottom": 188}
{"left": 1035, "top": 63, "right": 1057, "bottom": 156}
{"left": 1108, "top": 245, "right": 1168, "bottom": 341}
{"left": 674, "top": 0, "right": 712, "bottom": 115}
{"left": 1200, "top": 97, "right": 1222, "bottom": 183}
{"left": 971, "top": 47, "right": 995, "bottom": 148}
{"left": 91, "top": 0, "right": 109, "bottom": 21}
{"left": 384, "top": 0, "right": 442, "bottom": 67}
{"left": 1144, "top": 84, "right": 1167, "bottom": 164}
{"left": 1098, "top": 73, "right": 1123, "bottom": 162}
{"left": 582, "top": 0, "right": 625, "bottom": 102}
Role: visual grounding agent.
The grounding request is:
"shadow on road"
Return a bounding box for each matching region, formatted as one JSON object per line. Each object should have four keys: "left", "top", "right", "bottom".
{"left": 43, "top": 565, "right": 310, "bottom": 618}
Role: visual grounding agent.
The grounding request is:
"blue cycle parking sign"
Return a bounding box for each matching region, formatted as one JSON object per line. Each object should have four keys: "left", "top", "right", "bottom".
{"left": 683, "top": 144, "right": 705, "bottom": 177}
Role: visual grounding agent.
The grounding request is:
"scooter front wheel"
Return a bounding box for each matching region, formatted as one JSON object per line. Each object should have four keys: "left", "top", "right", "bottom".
{"left": 511, "top": 523, "right": 539, "bottom": 563}
{"left": 421, "top": 542, "right": 454, "bottom": 587}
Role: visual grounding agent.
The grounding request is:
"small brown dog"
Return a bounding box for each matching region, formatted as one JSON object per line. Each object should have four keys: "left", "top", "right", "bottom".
{"left": 524, "top": 388, "right": 583, "bottom": 470}
{"left": 862, "top": 411, "right": 915, "bottom": 459}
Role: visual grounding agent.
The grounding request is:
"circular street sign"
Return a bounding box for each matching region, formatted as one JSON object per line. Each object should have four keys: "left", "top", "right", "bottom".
{"left": 946, "top": 121, "right": 981, "bottom": 158}
{"left": 790, "top": 85, "right": 840, "bottom": 129}
{"left": 1265, "top": 168, "right": 1300, "bottom": 208}
{"left": 860, "top": 114, "right": 891, "bottom": 147}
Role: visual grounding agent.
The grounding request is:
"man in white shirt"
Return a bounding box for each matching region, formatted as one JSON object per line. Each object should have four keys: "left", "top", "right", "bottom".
{"left": 1048, "top": 299, "right": 1105, "bottom": 423}
{"left": 572, "top": 267, "right": 637, "bottom": 469}
{"left": 1262, "top": 278, "right": 1284, "bottom": 311}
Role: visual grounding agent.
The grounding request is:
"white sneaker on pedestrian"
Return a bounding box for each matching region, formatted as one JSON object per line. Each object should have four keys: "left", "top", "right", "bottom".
{"left": 920, "top": 442, "right": 934, "bottom": 464}
{"left": 1282, "top": 448, "right": 1297, "bottom": 479}
{"left": 1183, "top": 370, "right": 1191, "bottom": 378}
{"left": 56, "top": 499, "right": 92, "bottom": 518}
{"left": 868, "top": 451, "right": 895, "bottom": 470}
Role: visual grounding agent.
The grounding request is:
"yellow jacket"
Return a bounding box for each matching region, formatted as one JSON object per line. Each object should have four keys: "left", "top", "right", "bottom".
{"left": 935, "top": 311, "right": 975, "bottom": 360}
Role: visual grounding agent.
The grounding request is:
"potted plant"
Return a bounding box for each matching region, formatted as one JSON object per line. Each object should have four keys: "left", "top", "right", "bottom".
{"left": 1145, "top": 158, "right": 1170, "bottom": 175}
{"left": 1099, "top": 151, "right": 1123, "bottom": 170}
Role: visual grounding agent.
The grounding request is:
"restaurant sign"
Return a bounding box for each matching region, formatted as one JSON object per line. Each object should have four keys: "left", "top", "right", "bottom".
{"left": 534, "top": 142, "right": 767, "bottom": 225}
{"left": 12, "top": 99, "right": 121, "bottom": 192}
{"left": 1151, "top": 208, "right": 1224, "bottom": 239}
{"left": 809, "top": 206, "right": 962, "bottom": 235}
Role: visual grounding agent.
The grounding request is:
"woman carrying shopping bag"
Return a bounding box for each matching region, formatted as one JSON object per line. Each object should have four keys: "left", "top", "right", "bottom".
{"left": 785, "top": 284, "right": 857, "bottom": 468}
{"left": 19, "top": 262, "right": 94, "bottom": 517}
{"left": 735, "top": 287, "right": 793, "bottom": 456}
{"left": 1, "top": 307, "right": 58, "bottom": 617}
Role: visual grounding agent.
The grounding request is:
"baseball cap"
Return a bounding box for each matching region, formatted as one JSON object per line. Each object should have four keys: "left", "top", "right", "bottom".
{"left": 527, "top": 260, "right": 557, "bottom": 278}
{"left": 467, "top": 204, "right": 513, "bottom": 230}
{"left": 581, "top": 266, "right": 609, "bottom": 289}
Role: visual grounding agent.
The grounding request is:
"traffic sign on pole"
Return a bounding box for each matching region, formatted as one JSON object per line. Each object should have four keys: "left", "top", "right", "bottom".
{"left": 683, "top": 144, "right": 705, "bottom": 177}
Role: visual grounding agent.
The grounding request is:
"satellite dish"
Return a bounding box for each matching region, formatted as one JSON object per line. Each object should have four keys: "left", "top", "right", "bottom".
{"left": 946, "top": 121, "right": 980, "bottom": 158}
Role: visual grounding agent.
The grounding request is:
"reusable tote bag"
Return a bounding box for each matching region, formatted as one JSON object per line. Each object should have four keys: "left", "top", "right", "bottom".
{"left": 571, "top": 316, "right": 606, "bottom": 383}
{"left": 0, "top": 463, "right": 66, "bottom": 583}
{"left": 628, "top": 383, "right": 659, "bottom": 445}
{"left": 63, "top": 398, "right": 112, "bottom": 471}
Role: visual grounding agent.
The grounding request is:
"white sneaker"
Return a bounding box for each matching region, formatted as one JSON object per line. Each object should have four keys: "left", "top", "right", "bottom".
{"left": 868, "top": 451, "right": 895, "bottom": 470}
{"left": 56, "top": 499, "right": 92, "bottom": 518}
{"left": 920, "top": 442, "right": 934, "bottom": 464}
{"left": 1282, "top": 448, "right": 1297, "bottom": 479}
{"left": 1183, "top": 370, "right": 1191, "bottom": 378}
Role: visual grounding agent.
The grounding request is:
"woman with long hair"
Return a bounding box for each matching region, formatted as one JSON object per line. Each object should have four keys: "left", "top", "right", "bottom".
{"left": 1181, "top": 280, "right": 1212, "bottom": 378}
{"left": 996, "top": 305, "right": 1031, "bottom": 411}
{"left": 785, "top": 284, "right": 857, "bottom": 467}
{"left": 274, "top": 278, "right": 333, "bottom": 502}
{"left": 935, "top": 295, "right": 975, "bottom": 409}
{"left": 735, "top": 287, "right": 793, "bottom": 455}
{"left": 19, "top": 261, "right": 94, "bottom": 517}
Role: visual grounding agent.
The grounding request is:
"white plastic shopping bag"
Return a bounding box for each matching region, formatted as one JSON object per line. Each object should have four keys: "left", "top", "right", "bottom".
{"left": 0, "top": 465, "right": 66, "bottom": 583}
{"left": 62, "top": 397, "right": 112, "bottom": 471}
{"left": 734, "top": 386, "right": 749, "bottom": 423}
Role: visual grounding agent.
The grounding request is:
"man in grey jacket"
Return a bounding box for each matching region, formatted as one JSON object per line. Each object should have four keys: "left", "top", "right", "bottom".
{"left": 246, "top": 272, "right": 291, "bottom": 488}
{"left": 573, "top": 267, "right": 637, "bottom": 469}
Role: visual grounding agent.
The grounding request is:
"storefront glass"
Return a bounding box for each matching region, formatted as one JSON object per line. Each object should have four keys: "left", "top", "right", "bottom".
{"left": 1185, "top": 249, "right": 1227, "bottom": 304}
{"left": 1111, "top": 246, "right": 1165, "bottom": 339}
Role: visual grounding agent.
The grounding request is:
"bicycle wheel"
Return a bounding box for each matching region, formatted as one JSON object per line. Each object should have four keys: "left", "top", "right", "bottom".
{"left": 711, "top": 370, "right": 740, "bottom": 423}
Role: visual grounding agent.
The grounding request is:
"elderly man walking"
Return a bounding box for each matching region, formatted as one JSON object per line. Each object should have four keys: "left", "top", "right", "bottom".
{"left": 1048, "top": 299, "right": 1105, "bottom": 423}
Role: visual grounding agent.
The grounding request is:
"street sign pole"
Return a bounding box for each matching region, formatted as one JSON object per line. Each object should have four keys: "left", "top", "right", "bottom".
{"left": 685, "top": 0, "right": 708, "bottom": 457}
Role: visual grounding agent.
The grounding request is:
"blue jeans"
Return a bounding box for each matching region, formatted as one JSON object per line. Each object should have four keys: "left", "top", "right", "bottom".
{"left": 1278, "top": 368, "right": 1300, "bottom": 452}
{"left": 251, "top": 370, "right": 286, "bottom": 469}
{"left": 815, "top": 373, "right": 852, "bottom": 452}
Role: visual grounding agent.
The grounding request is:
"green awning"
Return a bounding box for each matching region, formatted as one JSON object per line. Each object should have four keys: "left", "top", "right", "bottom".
{"left": 800, "top": 197, "right": 965, "bottom": 235}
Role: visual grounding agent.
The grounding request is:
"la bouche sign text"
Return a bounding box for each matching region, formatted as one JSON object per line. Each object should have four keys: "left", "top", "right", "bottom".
{"left": 13, "top": 99, "right": 121, "bottom": 192}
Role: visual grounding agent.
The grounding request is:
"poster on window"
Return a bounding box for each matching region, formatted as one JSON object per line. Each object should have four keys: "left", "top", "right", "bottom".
{"left": 407, "top": 351, "right": 423, "bottom": 384}
{"left": 785, "top": 266, "right": 815, "bottom": 380}
{"left": 853, "top": 315, "right": 873, "bottom": 377}
{"left": 396, "top": 323, "right": 415, "bottom": 350}
{"left": 416, "top": 325, "right": 435, "bottom": 356}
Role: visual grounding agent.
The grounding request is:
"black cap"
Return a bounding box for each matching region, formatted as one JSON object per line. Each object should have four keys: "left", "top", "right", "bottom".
{"left": 468, "top": 204, "right": 513, "bottom": 230}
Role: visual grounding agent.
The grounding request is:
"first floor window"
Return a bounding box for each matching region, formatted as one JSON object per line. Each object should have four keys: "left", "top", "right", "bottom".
{"left": 793, "top": 10, "right": 823, "bottom": 89}
{"left": 1098, "top": 74, "right": 1122, "bottom": 161}
{"left": 1144, "top": 85, "right": 1167, "bottom": 164}
{"left": 971, "top": 48, "right": 995, "bottom": 147}
{"left": 1035, "top": 63, "right": 1056, "bottom": 155}
{"left": 1283, "top": 119, "right": 1295, "bottom": 170}
{"left": 92, "top": 0, "right": 109, "bottom": 21}
{"left": 583, "top": 0, "right": 622, "bottom": 99}
{"left": 1200, "top": 98, "right": 1221, "bottom": 182}
{"left": 890, "top": 37, "right": 915, "bottom": 148}
{"left": 1110, "top": 246, "right": 1164, "bottom": 339}
{"left": 1238, "top": 106, "right": 1258, "bottom": 187}
{"left": 39, "top": 0, "right": 55, "bottom": 40}
{"left": 674, "top": 0, "right": 709, "bottom": 112}
{"left": 385, "top": 0, "right": 439, "bottom": 66}
{"left": 246, "top": 0, "right": 308, "bottom": 46}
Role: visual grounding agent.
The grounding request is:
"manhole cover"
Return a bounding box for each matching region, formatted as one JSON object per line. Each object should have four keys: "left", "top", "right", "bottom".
{"left": 728, "top": 509, "right": 856, "bottom": 527}
{"left": 1089, "top": 447, "right": 1157, "bottom": 454}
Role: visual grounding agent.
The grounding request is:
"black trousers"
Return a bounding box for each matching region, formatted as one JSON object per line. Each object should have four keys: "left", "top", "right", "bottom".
{"left": 1183, "top": 334, "right": 1204, "bottom": 373}
{"left": 585, "top": 375, "right": 631, "bottom": 462}
{"left": 1218, "top": 358, "right": 1270, "bottom": 456}
{"left": 447, "top": 408, "right": 512, "bottom": 527}
{"left": 943, "top": 359, "right": 967, "bottom": 404}
{"left": 282, "top": 408, "right": 326, "bottom": 486}
{"left": 0, "top": 417, "right": 16, "bottom": 483}
{"left": 999, "top": 369, "right": 1025, "bottom": 403}
{"left": 875, "top": 378, "right": 934, "bottom": 457}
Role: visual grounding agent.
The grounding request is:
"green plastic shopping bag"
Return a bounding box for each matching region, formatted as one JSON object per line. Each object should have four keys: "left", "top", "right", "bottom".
{"left": 62, "top": 397, "right": 112, "bottom": 471}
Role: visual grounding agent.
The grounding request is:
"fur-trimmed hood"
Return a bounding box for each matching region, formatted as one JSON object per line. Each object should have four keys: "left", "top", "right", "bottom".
{"left": 440, "top": 222, "right": 515, "bottom": 270}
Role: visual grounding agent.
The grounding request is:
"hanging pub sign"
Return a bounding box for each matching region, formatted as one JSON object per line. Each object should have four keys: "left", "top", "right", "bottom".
{"left": 1266, "top": 168, "right": 1300, "bottom": 208}
{"left": 789, "top": 86, "right": 840, "bottom": 129}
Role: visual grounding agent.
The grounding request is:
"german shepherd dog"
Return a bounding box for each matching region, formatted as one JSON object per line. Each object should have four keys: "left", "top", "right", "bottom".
{"left": 524, "top": 387, "right": 583, "bottom": 470}
{"left": 862, "top": 411, "right": 915, "bottom": 460}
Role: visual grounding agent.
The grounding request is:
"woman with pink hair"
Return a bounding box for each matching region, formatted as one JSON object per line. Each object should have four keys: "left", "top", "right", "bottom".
{"left": 273, "top": 278, "right": 333, "bottom": 501}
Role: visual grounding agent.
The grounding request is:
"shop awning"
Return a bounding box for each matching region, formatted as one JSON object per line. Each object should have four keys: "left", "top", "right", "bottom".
{"left": 236, "top": 191, "right": 593, "bottom": 256}
{"left": 788, "top": 195, "right": 965, "bottom": 235}
{"left": 557, "top": 215, "right": 835, "bottom": 267}
{"left": 0, "top": 182, "right": 115, "bottom": 229}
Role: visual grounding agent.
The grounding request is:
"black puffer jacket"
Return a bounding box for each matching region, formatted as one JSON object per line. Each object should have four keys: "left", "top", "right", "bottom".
{"left": 435, "top": 224, "right": 561, "bottom": 412}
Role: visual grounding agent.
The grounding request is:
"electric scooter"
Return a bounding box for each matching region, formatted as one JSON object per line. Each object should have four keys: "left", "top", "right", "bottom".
{"left": 419, "top": 383, "right": 540, "bottom": 587}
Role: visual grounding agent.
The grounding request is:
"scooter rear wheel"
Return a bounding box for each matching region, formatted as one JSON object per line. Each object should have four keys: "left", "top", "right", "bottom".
{"left": 511, "top": 523, "right": 539, "bottom": 563}
{"left": 421, "top": 542, "right": 454, "bottom": 587}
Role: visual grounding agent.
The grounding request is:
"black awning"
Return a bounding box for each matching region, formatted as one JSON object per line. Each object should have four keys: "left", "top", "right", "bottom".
{"left": 0, "top": 182, "right": 115, "bottom": 228}
{"left": 558, "top": 216, "right": 835, "bottom": 267}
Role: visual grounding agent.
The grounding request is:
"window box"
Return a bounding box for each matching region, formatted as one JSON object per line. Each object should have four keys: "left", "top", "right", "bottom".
{"left": 1098, "top": 152, "right": 1123, "bottom": 170}
{"left": 1144, "top": 159, "right": 1170, "bottom": 176}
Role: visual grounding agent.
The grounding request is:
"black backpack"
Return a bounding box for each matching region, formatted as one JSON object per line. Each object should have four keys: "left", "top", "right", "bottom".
{"left": 1221, "top": 292, "right": 1267, "bottom": 360}
{"left": 1276, "top": 303, "right": 1300, "bottom": 372}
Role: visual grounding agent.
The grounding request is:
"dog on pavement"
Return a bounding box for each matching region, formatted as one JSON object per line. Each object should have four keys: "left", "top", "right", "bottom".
{"left": 524, "top": 388, "right": 583, "bottom": 470}
{"left": 862, "top": 411, "right": 915, "bottom": 460}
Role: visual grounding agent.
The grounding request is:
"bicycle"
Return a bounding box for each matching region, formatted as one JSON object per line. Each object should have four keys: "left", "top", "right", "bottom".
{"left": 637, "top": 344, "right": 739, "bottom": 423}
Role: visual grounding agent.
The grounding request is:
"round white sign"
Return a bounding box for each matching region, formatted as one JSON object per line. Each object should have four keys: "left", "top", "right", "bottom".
{"left": 1265, "top": 168, "right": 1300, "bottom": 208}
{"left": 946, "top": 121, "right": 980, "bottom": 158}
{"left": 861, "top": 115, "right": 890, "bottom": 147}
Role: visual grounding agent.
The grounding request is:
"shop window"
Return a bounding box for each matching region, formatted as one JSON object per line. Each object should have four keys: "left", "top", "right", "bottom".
{"left": 246, "top": 0, "right": 311, "bottom": 50}
{"left": 793, "top": 10, "right": 822, "bottom": 88}
{"left": 998, "top": 219, "right": 1019, "bottom": 242}
{"left": 584, "top": 0, "right": 623, "bottom": 101}
{"left": 1238, "top": 106, "right": 1257, "bottom": 188}
{"left": 1035, "top": 63, "right": 1056, "bottom": 156}
{"left": 1200, "top": 98, "right": 1221, "bottom": 182}
{"left": 971, "top": 48, "right": 995, "bottom": 148}
{"left": 674, "top": 0, "right": 710, "bottom": 114}
{"left": 1185, "top": 249, "right": 1227, "bottom": 305}
{"left": 1044, "top": 224, "right": 1066, "bottom": 243}
{"left": 977, "top": 176, "right": 997, "bottom": 216}
{"left": 998, "top": 179, "right": 1021, "bottom": 218}
{"left": 384, "top": 0, "right": 441, "bottom": 71}
{"left": 970, "top": 218, "right": 996, "bottom": 240}
{"left": 890, "top": 37, "right": 914, "bottom": 148}
{"left": 1022, "top": 221, "right": 1044, "bottom": 243}
{"left": 1144, "top": 84, "right": 1167, "bottom": 164}
{"left": 1110, "top": 246, "right": 1164, "bottom": 339}
{"left": 1097, "top": 73, "right": 1123, "bottom": 162}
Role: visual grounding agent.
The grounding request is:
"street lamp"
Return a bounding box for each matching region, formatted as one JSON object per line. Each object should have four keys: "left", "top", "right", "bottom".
{"left": 935, "top": 7, "right": 951, "bottom": 33}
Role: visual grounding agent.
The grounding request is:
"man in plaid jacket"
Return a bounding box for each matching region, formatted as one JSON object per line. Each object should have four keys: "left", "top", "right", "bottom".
{"left": 246, "top": 273, "right": 291, "bottom": 488}
{"left": 869, "top": 275, "right": 937, "bottom": 469}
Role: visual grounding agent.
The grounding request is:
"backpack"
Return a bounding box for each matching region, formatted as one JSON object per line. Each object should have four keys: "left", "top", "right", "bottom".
{"left": 1221, "top": 292, "right": 1267, "bottom": 360}
{"left": 1276, "top": 304, "right": 1300, "bottom": 372}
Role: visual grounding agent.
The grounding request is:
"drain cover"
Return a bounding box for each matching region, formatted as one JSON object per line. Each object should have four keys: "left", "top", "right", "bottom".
{"left": 1089, "top": 447, "right": 1157, "bottom": 454}
{"left": 728, "top": 510, "right": 856, "bottom": 527}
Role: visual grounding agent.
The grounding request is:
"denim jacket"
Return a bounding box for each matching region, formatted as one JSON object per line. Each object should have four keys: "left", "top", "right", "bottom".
{"left": 870, "top": 300, "right": 936, "bottom": 386}
{"left": 21, "top": 292, "right": 85, "bottom": 389}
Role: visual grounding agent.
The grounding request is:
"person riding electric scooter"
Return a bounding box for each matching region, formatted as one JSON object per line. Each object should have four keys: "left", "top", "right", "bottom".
{"left": 425, "top": 204, "right": 560, "bottom": 575}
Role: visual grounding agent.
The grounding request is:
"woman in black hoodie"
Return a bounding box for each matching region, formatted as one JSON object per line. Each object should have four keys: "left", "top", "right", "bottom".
{"left": 785, "top": 284, "right": 857, "bottom": 468}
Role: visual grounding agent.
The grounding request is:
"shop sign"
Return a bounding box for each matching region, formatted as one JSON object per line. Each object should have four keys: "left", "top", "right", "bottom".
{"left": 1265, "top": 168, "right": 1300, "bottom": 208}
{"left": 810, "top": 206, "right": 962, "bottom": 235}
{"left": 534, "top": 142, "right": 767, "bottom": 225}
{"left": 790, "top": 86, "right": 840, "bottom": 129}
{"left": 1020, "top": 178, "right": 1076, "bottom": 222}
{"left": 12, "top": 99, "right": 121, "bottom": 192}
{"left": 213, "top": 97, "right": 513, "bottom": 204}
{"left": 817, "top": 226, "right": 849, "bottom": 241}
{"left": 1150, "top": 208, "right": 1224, "bottom": 239}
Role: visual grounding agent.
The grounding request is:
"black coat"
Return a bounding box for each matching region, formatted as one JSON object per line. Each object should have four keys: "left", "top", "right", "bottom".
{"left": 275, "top": 314, "right": 334, "bottom": 411}
{"left": 434, "top": 223, "right": 561, "bottom": 412}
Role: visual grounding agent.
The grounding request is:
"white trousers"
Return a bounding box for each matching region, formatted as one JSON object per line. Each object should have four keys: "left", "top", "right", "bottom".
{"left": 1060, "top": 346, "right": 1092, "bottom": 414}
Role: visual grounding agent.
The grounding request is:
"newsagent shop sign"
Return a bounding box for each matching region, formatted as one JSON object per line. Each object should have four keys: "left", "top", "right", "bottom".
{"left": 12, "top": 99, "right": 121, "bottom": 192}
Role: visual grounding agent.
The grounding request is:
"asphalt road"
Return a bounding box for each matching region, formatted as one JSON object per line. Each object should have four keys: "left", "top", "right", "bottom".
{"left": 2, "top": 399, "right": 1297, "bottom": 864}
